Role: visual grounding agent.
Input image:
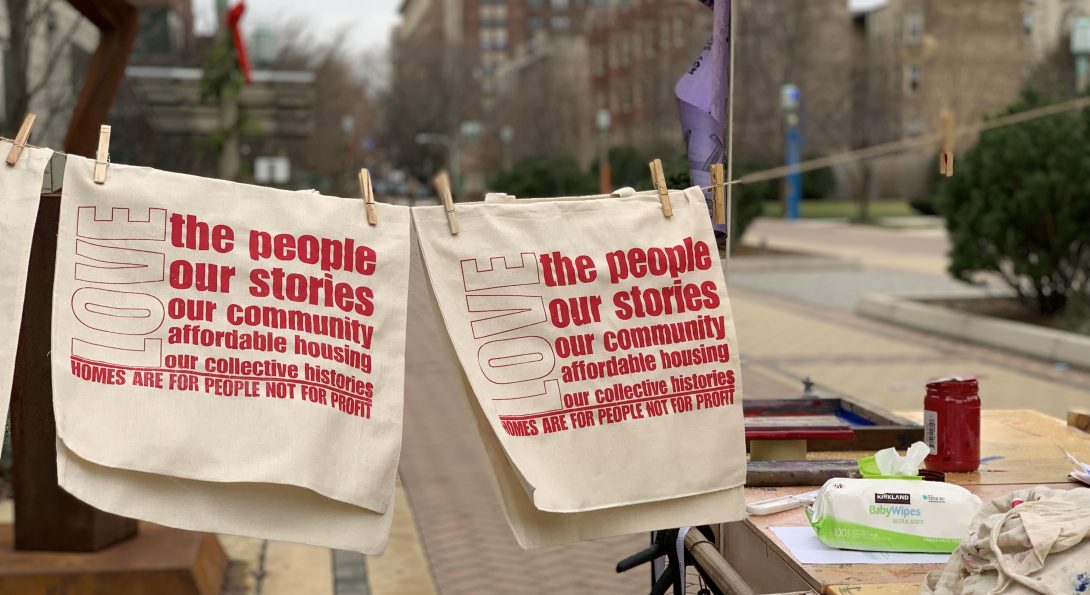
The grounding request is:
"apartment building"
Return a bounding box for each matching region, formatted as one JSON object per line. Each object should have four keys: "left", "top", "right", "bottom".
{"left": 585, "top": 0, "right": 712, "bottom": 155}
{"left": 585, "top": 0, "right": 855, "bottom": 166}
{"left": 847, "top": 0, "right": 1030, "bottom": 197}
{"left": 852, "top": 0, "right": 1029, "bottom": 146}
{"left": 396, "top": 0, "right": 587, "bottom": 107}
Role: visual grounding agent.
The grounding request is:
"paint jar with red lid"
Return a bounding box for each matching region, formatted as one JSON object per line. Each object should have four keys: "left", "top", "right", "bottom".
{"left": 923, "top": 376, "right": 980, "bottom": 473}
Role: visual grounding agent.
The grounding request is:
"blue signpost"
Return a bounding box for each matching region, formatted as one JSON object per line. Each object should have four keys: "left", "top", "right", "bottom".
{"left": 781, "top": 83, "right": 802, "bottom": 220}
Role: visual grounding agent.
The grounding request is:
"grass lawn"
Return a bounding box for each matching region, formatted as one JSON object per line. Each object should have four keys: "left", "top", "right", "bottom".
{"left": 760, "top": 200, "right": 916, "bottom": 219}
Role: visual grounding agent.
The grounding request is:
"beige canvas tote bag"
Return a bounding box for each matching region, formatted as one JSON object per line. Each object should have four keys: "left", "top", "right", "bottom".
{"left": 51, "top": 155, "right": 410, "bottom": 552}
{"left": 413, "top": 187, "right": 746, "bottom": 545}
{"left": 57, "top": 440, "right": 393, "bottom": 552}
{"left": 483, "top": 187, "right": 638, "bottom": 204}
{"left": 0, "top": 142, "right": 52, "bottom": 428}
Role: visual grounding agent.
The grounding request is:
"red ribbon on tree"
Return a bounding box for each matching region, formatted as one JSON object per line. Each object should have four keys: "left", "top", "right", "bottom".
{"left": 227, "top": 2, "right": 252, "bottom": 84}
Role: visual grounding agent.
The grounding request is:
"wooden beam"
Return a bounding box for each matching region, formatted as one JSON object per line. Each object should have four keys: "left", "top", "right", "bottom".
{"left": 63, "top": 0, "right": 139, "bottom": 157}
{"left": 8, "top": 0, "right": 141, "bottom": 554}
{"left": 11, "top": 195, "right": 138, "bottom": 551}
{"left": 1068, "top": 408, "right": 1090, "bottom": 434}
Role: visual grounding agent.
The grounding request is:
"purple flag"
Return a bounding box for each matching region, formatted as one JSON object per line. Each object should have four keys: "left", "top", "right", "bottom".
{"left": 676, "top": 0, "right": 730, "bottom": 236}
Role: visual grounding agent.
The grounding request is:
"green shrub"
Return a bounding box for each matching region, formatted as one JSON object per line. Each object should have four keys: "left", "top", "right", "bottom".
{"left": 937, "top": 89, "right": 1090, "bottom": 316}
{"left": 599, "top": 146, "right": 654, "bottom": 191}
{"left": 801, "top": 165, "right": 835, "bottom": 200}
{"left": 909, "top": 197, "right": 937, "bottom": 215}
{"left": 489, "top": 156, "right": 597, "bottom": 198}
{"left": 731, "top": 183, "right": 765, "bottom": 246}
{"left": 496, "top": 149, "right": 763, "bottom": 246}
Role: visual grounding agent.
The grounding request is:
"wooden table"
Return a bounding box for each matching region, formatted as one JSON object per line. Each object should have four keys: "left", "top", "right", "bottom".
{"left": 720, "top": 410, "right": 1090, "bottom": 594}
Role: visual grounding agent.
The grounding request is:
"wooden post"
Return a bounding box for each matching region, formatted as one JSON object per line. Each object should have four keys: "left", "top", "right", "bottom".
{"left": 62, "top": 0, "right": 139, "bottom": 158}
{"left": 0, "top": 6, "right": 228, "bottom": 591}
{"left": 10, "top": 195, "right": 138, "bottom": 551}
{"left": 5, "top": 0, "right": 140, "bottom": 554}
{"left": 1068, "top": 408, "right": 1090, "bottom": 434}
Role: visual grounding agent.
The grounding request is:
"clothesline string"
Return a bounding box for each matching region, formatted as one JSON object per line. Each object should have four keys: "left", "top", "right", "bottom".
{"left": 10, "top": 90, "right": 1090, "bottom": 194}
{"left": 2, "top": 136, "right": 754, "bottom": 192}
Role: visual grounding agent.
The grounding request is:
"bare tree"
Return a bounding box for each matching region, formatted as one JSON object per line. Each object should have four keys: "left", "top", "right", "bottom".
{"left": 3, "top": 0, "right": 83, "bottom": 135}
{"left": 273, "top": 26, "right": 385, "bottom": 197}
{"left": 379, "top": 36, "right": 482, "bottom": 181}
{"left": 492, "top": 41, "right": 592, "bottom": 169}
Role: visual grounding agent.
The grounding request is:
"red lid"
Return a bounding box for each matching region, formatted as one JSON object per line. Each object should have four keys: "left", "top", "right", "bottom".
{"left": 926, "top": 376, "right": 978, "bottom": 397}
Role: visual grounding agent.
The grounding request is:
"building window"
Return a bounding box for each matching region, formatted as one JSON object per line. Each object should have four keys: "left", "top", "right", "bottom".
{"left": 905, "top": 11, "right": 923, "bottom": 44}
{"left": 551, "top": 0, "right": 569, "bottom": 9}
{"left": 479, "top": 3, "right": 507, "bottom": 25}
{"left": 673, "top": 16, "right": 685, "bottom": 48}
{"left": 905, "top": 64, "right": 921, "bottom": 93}
{"left": 528, "top": 16, "right": 543, "bottom": 30}
{"left": 644, "top": 28, "right": 656, "bottom": 54}
{"left": 592, "top": 48, "right": 605, "bottom": 76}
{"left": 551, "top": 15, "right": 570, "bottom": 31}
{"left": 1023, "top": 12, "right": 1033, "bottom": 36}
{"left": 867, "top": 14, "right": 883, "bottom": 39}
{"left": 480, "top": 27, "right": 508, "bottom": 51}
{"left": 527, "top": 0, "right": 543, "bottom": 11}
{"left": 905, "top": 116, "right": 922, "bottom": 137}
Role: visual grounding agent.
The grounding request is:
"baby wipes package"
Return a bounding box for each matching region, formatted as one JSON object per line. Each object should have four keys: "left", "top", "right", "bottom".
{"left": 806, "top": 478, "right": 981, "bottom": 553}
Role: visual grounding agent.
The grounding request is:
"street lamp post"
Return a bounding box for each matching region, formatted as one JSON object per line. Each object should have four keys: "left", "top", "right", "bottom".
{"left": 596, "top": 108, "right": 611, "bottom": 194}
{"left": 780, "top": 83, "right": 802, "bottom": 220}
{"left": 1072, "top": 17, "right": 1090, "bottom": 92}
{"left": 500, "top": 125, "right": 514, "bottom": 171}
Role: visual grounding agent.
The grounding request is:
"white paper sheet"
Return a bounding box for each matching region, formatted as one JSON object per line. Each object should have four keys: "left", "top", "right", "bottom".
{"left": 771, "top": 527, "right": 950, "bottom": 565}
{"left": 1064, "top": 449, "right": 1090, "bottom": 486}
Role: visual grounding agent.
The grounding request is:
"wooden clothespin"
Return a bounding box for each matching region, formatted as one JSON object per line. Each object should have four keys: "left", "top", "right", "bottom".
{"left": 359, "top": 168, "right": 378, "bottom": 225}
{"left": 939, "top": 109, "right": 955, "bottom": 177}
{"left": 94, "top": 125, "right": 111, "bottom": 184}
{"left": 6, "top": 113, "right": 36, "bottom": 166}
{"left": 433, "top": 170, "right": 459, "bottom": 235}
{"left": 711, "top": 163, "right": 726, "bottom": 225}
{"left": 649, "top": 158, "right": 673, "bottom": 218}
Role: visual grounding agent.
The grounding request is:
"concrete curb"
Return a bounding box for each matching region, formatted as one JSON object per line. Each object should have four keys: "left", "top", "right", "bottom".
{"left": 857, "top": 293, "right": 1090, "bottom": 368}
{"left": 726, "top": 253, "right": 861, "bottom": 274}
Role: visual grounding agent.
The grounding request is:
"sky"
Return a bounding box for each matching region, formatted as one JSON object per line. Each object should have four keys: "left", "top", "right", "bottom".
{"left": 193, "top": 0, "right": 402, "bottom": 54}
{"left": 847, "top": 0, "right": 888, "bottom": 12}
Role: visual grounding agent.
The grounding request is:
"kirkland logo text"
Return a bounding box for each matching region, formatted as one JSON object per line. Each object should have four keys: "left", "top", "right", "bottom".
{"left": 874, "top": 493, "right": 911, "bottom": 504}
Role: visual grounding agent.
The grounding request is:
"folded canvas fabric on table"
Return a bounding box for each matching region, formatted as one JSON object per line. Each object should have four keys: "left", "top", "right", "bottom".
{"left": 0, "top": 143, "right": 52, "bottom": 430}
{"left": 413, "top": 187, "right": 746, "bottom": 547}
{"left": 51, "top": 155, "right": 411, "bottom": 552}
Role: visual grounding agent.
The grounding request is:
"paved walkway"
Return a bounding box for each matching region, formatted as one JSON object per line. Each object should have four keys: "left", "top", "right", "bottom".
{"left": 150, "top": 218, "right": 1090, "bottom": 594}
{"left": 744, "top": 218, "right": 952, "bottom": 277}
{"left": 386, "top": 219, "right": 1090, "bottom": 594}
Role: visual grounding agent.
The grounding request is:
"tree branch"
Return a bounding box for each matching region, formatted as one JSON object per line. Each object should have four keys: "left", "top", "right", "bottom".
{"left": 26, "top": 0, "right": 60, "bottom": 30}
{"left": 26, "top": 14, "right": 83, "bottom": 99}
